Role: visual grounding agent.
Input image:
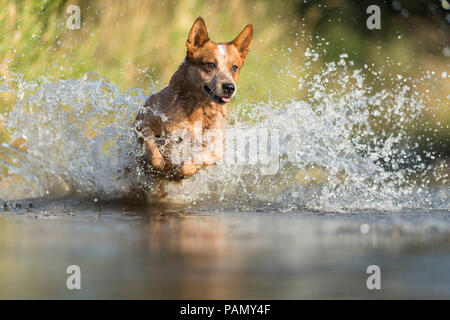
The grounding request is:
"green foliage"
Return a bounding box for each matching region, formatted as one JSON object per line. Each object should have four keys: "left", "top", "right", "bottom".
{"left": 0, "top": 0, "right": 448, "bottom": 156}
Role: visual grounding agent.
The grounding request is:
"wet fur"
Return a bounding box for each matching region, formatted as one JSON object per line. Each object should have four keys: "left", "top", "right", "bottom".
{"left": 134, "top": 17, "right": 252, "bottom": 197}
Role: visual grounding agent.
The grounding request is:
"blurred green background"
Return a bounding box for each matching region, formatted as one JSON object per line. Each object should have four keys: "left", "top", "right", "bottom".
{"left": 0, "top": 0, "right": 449, "bottom": 159}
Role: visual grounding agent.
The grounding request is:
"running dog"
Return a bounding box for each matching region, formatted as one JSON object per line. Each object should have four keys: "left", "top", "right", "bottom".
{"left": 134, "top": 17, "right": 253, "bottom": 189}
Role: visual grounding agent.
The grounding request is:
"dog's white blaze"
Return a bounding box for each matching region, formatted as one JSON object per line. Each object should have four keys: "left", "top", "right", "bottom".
{"left": 216, "top": 44, "right": 234, "bottom": 87}
{"left": 218, "top": 45, "right": 226, "bottom": 56}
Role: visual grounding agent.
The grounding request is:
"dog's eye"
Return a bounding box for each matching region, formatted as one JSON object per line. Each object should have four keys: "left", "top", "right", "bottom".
{"left": 205, "top": 62, "right": 216, "bottom": 70}
{"left": 231, "top": 65, "right": 239, "bottom": 72}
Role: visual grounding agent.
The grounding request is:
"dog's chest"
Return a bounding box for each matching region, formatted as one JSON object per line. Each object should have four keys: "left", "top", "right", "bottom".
{"left": 188, "top": 105, "right": 225, "bottom": 130}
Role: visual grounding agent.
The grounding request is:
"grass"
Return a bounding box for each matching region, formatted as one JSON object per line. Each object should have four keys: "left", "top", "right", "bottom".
{"left": 0, "top": 0, "right": 448, "bottom": 157}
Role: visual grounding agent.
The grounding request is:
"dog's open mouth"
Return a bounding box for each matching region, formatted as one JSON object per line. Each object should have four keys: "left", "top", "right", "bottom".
{"left": 203, "top": 85, "right": 231, "bottom": 104}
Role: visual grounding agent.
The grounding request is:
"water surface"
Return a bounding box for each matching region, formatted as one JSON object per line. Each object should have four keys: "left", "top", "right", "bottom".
{"left": 0, "top": 49, "right": 448, "bottom": 299}
{"left": 0, "top": 197, "right": 449, "bottom": 299}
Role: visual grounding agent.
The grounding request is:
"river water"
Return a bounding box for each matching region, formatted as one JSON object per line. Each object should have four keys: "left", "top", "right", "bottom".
{"left": 0, "top": 197, "right": 449, "bottom": 299}
{"left": 0, "top": 51, "right": 448, "bottom": 298}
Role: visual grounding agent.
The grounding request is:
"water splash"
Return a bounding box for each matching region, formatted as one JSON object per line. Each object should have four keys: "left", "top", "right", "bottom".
{"left": 0, "top": 51, "right": 448, "bottom": 212}
{"left": 1, "top": 73, "right": 146, "bottom": 199}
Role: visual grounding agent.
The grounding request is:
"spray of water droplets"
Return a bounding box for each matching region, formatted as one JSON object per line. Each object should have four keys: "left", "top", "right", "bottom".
{"left": 0, "top": 49, "right": 448, "bottom": 212}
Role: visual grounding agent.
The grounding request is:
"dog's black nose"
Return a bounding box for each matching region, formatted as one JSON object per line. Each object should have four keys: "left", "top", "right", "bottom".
{"left": 222, "top": 83, "right": 235, "bottom": 94}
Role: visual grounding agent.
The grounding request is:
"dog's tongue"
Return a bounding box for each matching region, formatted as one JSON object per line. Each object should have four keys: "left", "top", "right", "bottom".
{"left": 221, "top": 97, "right": 230, "bottom": 103}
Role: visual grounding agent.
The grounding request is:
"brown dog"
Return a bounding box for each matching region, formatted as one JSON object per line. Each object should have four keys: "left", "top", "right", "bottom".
{"left": 134, "top": 17, "right": 252, "bottom": 192}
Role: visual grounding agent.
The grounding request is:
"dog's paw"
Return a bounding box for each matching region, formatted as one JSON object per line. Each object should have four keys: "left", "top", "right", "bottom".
{"left": 151, "top": 156, "right": 166, "bottom": 171}
{"left": 176, "top": 163, "right": 200, "bottom": 178}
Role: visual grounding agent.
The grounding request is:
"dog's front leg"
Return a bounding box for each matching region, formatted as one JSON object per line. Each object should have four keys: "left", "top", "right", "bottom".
{"left": 143, "top": 136, "right": 166, "bottom": 171}
{"left": 176, "top": 162, "right": 202, "bottom": 179}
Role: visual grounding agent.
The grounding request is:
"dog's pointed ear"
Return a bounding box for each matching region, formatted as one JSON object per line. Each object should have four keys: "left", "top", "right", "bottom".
{"left": 186, "top": 17, "right": 209, "bottom": 51}
{"left": 232, "top": 24, "right": 253, "bottom": 64}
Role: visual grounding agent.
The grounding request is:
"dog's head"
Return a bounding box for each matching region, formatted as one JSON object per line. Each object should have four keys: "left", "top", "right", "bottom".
{"left": 185, "top": 17, "right": 253, "bottom": 104}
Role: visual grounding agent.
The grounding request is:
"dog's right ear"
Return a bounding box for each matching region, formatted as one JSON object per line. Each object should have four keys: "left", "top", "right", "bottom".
{"left": 186, "top": 17, "right": 209, "bottom": 52}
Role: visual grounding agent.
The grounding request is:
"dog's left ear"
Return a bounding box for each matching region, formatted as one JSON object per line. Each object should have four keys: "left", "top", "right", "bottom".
{"left": 186, "top": 17, "right": 210, "bottom": 52}
{"left": 231, "top": 24, "right": 253, "bottom": 64}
